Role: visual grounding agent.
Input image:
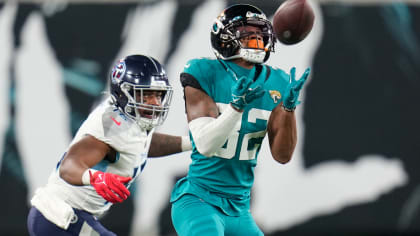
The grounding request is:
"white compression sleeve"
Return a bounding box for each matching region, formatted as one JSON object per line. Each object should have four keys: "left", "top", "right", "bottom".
{"left": 181, "top": 135, "right": 192, "bottom": 151}
{"left": 188, "top": 105, "right": 241, "bottom": 157}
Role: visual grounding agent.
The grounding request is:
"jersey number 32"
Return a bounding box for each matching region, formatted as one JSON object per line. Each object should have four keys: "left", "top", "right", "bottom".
{"left": 215, "top": 103, "right": 271, "bottom": 161}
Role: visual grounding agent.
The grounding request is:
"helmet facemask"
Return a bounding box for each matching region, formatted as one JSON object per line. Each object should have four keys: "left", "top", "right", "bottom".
{"left": 235, "top": 21, "right": 273, "bottom": 63}
{"left": 120, "top": 81, "right": 173, "bottom": 131}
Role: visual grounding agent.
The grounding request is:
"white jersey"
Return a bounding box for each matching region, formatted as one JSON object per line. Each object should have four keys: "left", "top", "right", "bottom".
{"left": 31, "top": 98, "right": 152, "bottom": 218}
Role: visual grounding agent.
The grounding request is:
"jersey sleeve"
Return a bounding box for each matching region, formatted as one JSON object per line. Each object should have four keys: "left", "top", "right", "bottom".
{"left": 72, "top": 103, "right": 131, "bottom": 153}
{"left": 180, "top": 72, "right": 205, "bottom": 93}
{"left": 180, "top": 58, "right": 214, "bottom": 97}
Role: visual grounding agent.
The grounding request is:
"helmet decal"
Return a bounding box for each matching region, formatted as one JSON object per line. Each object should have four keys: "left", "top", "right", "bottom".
{"left": 231, "top": 15, "right": 243, "bottom": 22}
{"left": 111, "top": 60, "right": 126, "bottom": 82}
{"left": 245, "top": 11, "right": 266, "bottom": 20}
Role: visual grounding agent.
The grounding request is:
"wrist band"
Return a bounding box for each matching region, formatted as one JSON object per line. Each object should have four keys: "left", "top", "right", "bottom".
{"left": 181, "top": 136, "right": 192, "bottom": 151}
{"left": 81, "top": 169, "right": 97, "bottom": 185}
{"left": 282, "top": 105, "right": 295, "bottom": 112}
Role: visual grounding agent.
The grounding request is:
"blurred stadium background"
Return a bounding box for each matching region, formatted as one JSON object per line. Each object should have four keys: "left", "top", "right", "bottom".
{"left": 0, "top": 0, "right": 419, "bottom": 235}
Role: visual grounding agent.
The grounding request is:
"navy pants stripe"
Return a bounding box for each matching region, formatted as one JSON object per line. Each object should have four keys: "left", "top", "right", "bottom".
{"left": 27, "top": 206, "right": 116, "bottom": 236}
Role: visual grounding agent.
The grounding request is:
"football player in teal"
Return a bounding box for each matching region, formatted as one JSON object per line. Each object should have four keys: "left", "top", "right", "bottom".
{"left": 170, "top": 4, "right": 311, "bottom": 236}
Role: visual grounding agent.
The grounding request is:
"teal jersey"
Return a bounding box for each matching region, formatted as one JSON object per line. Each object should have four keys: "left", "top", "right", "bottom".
{"left": 171, "top": 57, "right": 290, "bottom": 215}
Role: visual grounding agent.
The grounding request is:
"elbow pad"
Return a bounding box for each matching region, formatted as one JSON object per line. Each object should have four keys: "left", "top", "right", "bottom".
{"left": 188, "top": 105, "right": 241, "bottom": 157}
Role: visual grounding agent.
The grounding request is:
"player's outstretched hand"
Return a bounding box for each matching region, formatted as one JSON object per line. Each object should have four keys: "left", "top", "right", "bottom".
{"left": 282, "top": 67, "right": 311, "bottom": 111}
{"left": 90, "top": 170, "right": 132, "bottom": 203}
{"left": 231, "top": 76, "right": 265, "bottom": 111}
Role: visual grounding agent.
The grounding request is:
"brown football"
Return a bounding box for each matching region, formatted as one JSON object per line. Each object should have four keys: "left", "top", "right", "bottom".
{"left": 272, "top": 0, "right": 315, "bottom": 45}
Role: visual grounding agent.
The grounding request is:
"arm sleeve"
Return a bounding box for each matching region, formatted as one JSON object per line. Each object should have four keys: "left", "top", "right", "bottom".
{"left": 188, "top": 105, "right": 241, "bottom": 157}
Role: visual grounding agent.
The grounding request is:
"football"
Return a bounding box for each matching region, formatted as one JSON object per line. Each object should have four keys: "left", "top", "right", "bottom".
{"left": 272, "top": 0, "right": 315, "bottom": 45}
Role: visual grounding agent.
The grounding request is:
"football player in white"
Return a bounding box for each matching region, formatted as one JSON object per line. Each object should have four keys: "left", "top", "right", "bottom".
{"left": 27, "top": 55, "right": 191, "bottom": 236}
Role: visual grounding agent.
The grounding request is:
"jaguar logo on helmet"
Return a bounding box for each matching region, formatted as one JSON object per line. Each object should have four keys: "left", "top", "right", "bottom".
{"left": 111, "top": 60, "right": 126, "bottom": 83}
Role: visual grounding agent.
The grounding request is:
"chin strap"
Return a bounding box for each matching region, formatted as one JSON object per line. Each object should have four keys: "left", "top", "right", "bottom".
{"left": 219, "top": 48, "right": 266, "bottom": 64}
{"left": 238, "top": 48, "right": 266, "bottom": 63}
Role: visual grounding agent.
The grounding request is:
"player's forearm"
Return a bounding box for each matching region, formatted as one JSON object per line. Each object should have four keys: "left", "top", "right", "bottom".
{"left": 59, "top": 156, "right": 88, "bottom": 186}
{"left": 148, "top": 133, "right": 191, "bottom": 157}
{"left": 267, "top": 106, "right": 297, "bottom": 164}
{"left": 189, "top": 105, "right": 242, "bottom": 157}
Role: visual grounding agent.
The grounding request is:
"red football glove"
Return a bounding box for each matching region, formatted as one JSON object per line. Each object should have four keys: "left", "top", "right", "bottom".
{"left": 89, "top": 170, "right": 132, "bottom": 203}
